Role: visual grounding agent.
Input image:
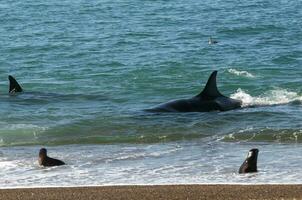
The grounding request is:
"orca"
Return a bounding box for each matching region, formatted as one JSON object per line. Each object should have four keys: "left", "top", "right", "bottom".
{"left": 239, "top": 148, "right": 259, "bottom": 174}
{"left": 6, "top": 75, "right": 107, "bottom": 102}
{"left": 8, "top": 75, "right": 23, "bottom": 94}
{"left": 147, "top": 71, "right": 242, "bottom": 112}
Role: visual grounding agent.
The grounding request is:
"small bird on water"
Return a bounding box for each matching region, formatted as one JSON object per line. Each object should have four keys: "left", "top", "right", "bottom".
{"left": 208, "top": 37, "right": 218, "bottom": 45}
{"left": 38, "top": 148, "right": 65, "bottom": 167}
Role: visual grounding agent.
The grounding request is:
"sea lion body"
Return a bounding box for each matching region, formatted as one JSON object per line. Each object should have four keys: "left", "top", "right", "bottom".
{"left": 39, "top": 148, "right": 65, "bottom": 167}
{"left": 239, "top": 148, "right": 259, "bottom": 174}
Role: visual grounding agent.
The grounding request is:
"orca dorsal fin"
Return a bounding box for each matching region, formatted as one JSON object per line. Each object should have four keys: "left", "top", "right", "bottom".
{"left": 196, "top": 71, "right": 223, "bottom": 98}
{"left": 8, "top": 75, "right": 23, "bottom": 93}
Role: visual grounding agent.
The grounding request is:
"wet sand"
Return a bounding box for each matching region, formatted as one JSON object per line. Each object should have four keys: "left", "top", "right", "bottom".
{"left": 1, "top": 185, "right": 302, "bottom": 200}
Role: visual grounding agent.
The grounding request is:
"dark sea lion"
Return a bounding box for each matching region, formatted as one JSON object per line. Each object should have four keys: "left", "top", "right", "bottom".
{"left": 39, "top": 148, "right": 65, "bottom": 167}
{"left": 8, "top": 75, "right": 23, "bottom": 94}
{"left": 238, "top": 148, "right": 259, "bottom": 174}
{"left": 147, "top": 71, "right": 242, "bottom": 112}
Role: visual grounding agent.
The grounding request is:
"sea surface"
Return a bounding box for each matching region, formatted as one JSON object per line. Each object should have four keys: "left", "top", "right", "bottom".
{"left": 0, "top": 0, "right": 302, "bottom": 187}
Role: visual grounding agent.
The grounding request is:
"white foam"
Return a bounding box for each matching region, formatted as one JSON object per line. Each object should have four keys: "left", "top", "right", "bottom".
{"left": 231, "top": 88, "right": 302, "bottom": 107}
{"left": 0, "top": 123, "right": 48, "bottom": 131}
{"left": 3, "top": 144, "right": 302, "bottom": 187}
{"left": 228, "top": 69, "right": 255, "bottom": 78}
{"left": 0, "top": 160, "right": 18, "bottom": 171}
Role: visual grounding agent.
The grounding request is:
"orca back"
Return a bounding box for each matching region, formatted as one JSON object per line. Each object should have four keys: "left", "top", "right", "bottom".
{"left": 196, "top": 71, "right": 224, "bottom": 99}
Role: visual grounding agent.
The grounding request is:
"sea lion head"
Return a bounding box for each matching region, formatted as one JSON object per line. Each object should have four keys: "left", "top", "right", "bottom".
{"left": 238, "top": 148, "right": 259, "bottom": 174}
{"left": 39, "top": 148, "right": 47, "bottom": 158}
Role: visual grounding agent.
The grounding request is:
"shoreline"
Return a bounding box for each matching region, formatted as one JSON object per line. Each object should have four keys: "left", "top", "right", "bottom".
{"left": 1, "top": 184, "right": 302, "bottom": 200}
{"left": 3, "top": 182, "right": 302, "bottom": 189}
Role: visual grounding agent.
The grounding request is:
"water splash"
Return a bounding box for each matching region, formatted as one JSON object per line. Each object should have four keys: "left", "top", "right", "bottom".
{"left": 228, "top": 69, "right": 255, "bottom": 78}
{"left": 222, "top": 129, "right": 302, "bottom": 143}
{"left": 231, "top": 88, "right": 302, "bottom": 107}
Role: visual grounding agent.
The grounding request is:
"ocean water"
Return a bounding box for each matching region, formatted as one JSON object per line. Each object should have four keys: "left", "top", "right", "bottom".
{"left": 0, "top": 0, "right": 302, "bottom": 187}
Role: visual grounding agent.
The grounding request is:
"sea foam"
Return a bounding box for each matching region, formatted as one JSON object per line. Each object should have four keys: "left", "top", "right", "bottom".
{"left": 228, "top": 69, "right": 255, "bottom": 78}
{"left": 231, "top": 88, "right": 302, "bottom": 107}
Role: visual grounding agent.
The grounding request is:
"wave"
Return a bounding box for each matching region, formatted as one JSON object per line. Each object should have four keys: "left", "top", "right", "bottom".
{"left": 231, "top": 88, "right": 302, "bottom": 107}
{"left": 1, "top": 88, "right": 301, "bottom": 147}
{"left": 0, "top": 133, "right": 204, "bottom": 147}
{"left": 227, "top": 69, "right": 255, "bottom": 78}
{"left": 222, "top": 129, "right": 302, "bottom": 143}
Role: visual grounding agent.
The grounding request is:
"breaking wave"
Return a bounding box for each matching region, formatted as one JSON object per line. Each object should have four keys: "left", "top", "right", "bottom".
{"left": 222, "top": 128, "right": 302, "bottom": 143}
{"left": 228, "top": 69, "right": 255, "bottom": 78}
{"left": 231, "top": 88, "right": 302, "bottom": 107}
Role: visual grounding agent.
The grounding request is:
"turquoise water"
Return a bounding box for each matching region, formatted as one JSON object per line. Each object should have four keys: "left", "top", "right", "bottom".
{"left": 0, "top": 0, "right": 302, "bottom": 186}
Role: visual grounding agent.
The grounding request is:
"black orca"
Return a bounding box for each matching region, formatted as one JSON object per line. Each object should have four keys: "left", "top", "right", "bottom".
{"left": 8, "top": 75, "right": 23, "bottom": 94}
{"left": 147, "top": 71, "right": 242, "bottom": 112}
{"left": 6, "top": 75, "right": 107, "bottom": 102}
{"left": 238, "top": 148, "right": 259, "bottom": 174}
{"left": 39, "top": 148, "right": 65, "bottom": 167}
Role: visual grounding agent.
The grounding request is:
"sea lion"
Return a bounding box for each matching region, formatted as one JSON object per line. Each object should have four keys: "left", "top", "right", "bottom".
{"left": 238, "top": 148, "right": 259, "bottom": 174}
{"left": 38, "top": 148, "right": 65, "bottom": 167}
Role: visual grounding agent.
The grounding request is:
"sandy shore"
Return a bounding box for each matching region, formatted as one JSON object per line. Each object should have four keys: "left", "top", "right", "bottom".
{"left": 1, "top": 185, "right": 302, "bottom": 200}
